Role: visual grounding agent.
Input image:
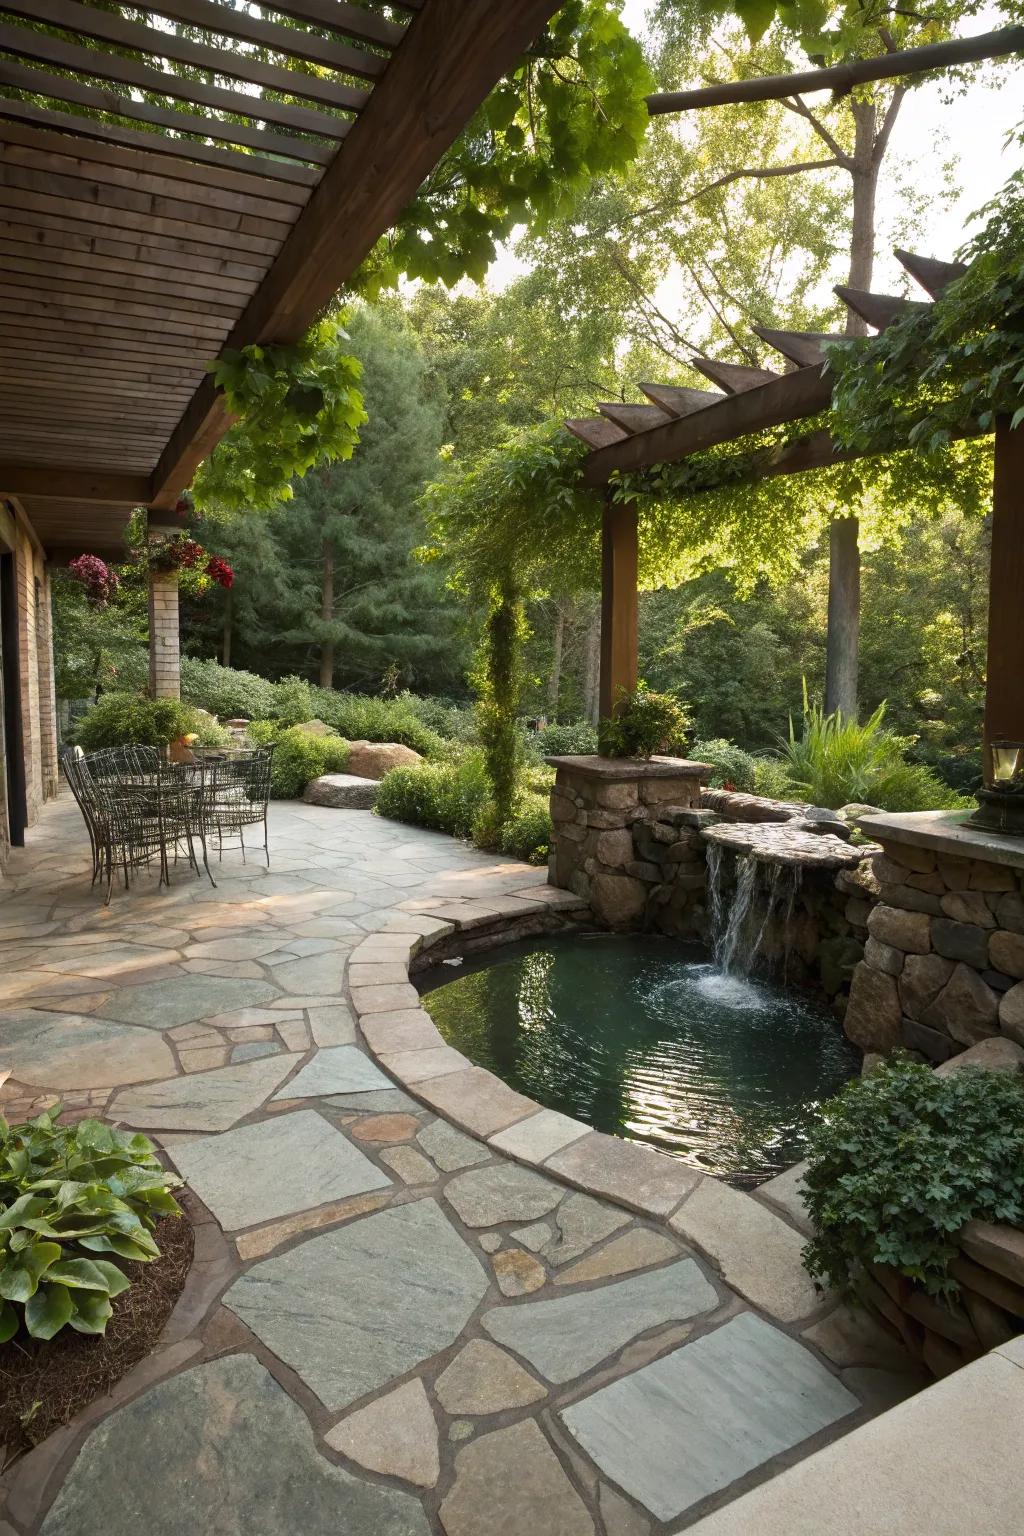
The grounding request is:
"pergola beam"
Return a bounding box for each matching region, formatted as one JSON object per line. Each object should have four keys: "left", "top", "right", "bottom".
{"left": 581, "top": 366, "right": 833, "bottom": 485}
{"left": 0, "top": 465, "right": 151, "bottom": 503}
{"left": 646, "top": 25, "right": 1024, "bottom": 113}
{"left": 148, "top": 0, "right": 564, "bottom": 509}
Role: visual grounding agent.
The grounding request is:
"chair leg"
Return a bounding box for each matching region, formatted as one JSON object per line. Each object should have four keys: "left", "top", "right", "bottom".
{"left": 264, "top": 816, "right": 270, "bottom": 868}
{"left": 240, "top": 826, "right": 246, "bottom": 865}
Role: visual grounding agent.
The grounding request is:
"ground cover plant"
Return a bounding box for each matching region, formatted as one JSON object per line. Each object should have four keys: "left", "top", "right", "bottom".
{"left": 0, "top": 1109, "right": 182, "bottom": 1343}
{"left": 802, "top": 1056, "right": 1024, "bottom": 1299}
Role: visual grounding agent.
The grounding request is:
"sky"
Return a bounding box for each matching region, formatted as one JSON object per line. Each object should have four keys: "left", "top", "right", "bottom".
{"left": 488, "top": 0, "right": 1022, "bottom": 302}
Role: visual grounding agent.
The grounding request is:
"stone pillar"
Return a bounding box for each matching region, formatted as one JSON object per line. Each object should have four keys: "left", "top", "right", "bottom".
{"left": 547, "top": 754, "right": 714, "bottom": 931}
{"left": 148, "top": 568, "right": 181, "bottom": 700}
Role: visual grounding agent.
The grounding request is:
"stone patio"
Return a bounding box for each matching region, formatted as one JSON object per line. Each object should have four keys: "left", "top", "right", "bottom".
{"left": 0, "top": 797, "right": 922, "bottom": 1535}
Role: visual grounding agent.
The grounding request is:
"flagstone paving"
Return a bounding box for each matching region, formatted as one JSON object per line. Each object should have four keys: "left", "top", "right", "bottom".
{"left": 0, "top": 798, "right": 921, "bottom": 1536}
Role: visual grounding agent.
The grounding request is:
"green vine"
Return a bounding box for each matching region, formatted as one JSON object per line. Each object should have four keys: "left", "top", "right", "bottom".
{"left": 192, "top": 316, "right": 367, "bottom": 513}
{"left": 475, "top": 585, "right": 529, "bottom": 829}
{"left": 827, "top": 165, "right": 1024, "bottom": 456}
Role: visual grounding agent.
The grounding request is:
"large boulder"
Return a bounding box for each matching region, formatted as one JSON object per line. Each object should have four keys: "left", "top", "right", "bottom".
{"left": 295, "top": 718, "right": 337, "bottom": 738}
{"left": 346, "top": 741, "right": 424, "bottom": 780}
{"left": 843, "top": 960, "right": 902, "bottom": 1053}
{"left": 303, "top": 774, "right": 379, "bottom": 810}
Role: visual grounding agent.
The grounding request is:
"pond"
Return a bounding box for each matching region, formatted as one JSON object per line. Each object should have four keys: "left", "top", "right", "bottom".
{"left": 419, "top": 933, "right": 861, "bottom": 1188}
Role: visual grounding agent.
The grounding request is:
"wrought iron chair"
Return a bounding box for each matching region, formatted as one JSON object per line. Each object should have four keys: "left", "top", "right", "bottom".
{"left": 194, "top": 745, "right": 275, "bottom": 866}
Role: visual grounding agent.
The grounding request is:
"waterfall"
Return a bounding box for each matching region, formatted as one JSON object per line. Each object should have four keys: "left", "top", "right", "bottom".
{"left": 713, "top": 853, "right": 757, "bottom": 973}
{"left": 706, "top": 844, "right": 803, "bottom": 979}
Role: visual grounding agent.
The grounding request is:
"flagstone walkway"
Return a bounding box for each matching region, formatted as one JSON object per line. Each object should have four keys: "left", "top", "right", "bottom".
{"left": 0, "top": 797, "right": 922, "bottom": 1536}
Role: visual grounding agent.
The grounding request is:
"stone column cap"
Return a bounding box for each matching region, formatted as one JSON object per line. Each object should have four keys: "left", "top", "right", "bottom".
{"left": 545, "top": 755, "right": 715, "bottom": 781}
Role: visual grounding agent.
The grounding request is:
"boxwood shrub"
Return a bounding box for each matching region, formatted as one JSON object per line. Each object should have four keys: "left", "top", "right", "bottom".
{"left": 802, "top": 1055, "right": 1024, "bottom": 1299}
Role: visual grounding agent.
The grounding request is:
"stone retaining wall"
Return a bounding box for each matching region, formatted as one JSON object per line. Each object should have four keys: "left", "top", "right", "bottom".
{"left": 843, "top": 837, "right": 1024, "bottom": 1061}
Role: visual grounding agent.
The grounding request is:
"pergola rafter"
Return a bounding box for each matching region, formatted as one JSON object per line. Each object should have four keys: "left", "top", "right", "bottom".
{"left": 0, "top": 0, "right": 565, "bottom": 550}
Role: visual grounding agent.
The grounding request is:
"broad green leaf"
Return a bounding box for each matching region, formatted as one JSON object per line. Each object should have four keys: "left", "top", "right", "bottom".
{"left": 68, "top": 1292, "right": 113, "bottom": 1336}
{"left": 0, "top": 1300, "right": 17, "bottom": 1342}
{"left": 25, "top": 1282, "right": 73, "bottom": 1340}
{"left": 46, "top": 1258, "right": 117, "bottom": 1292}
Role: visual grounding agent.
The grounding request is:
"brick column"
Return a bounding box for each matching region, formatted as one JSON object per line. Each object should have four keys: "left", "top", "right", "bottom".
{"left": 36, "top": 565, "right": 59, "bottom": 798}
{"left": 148, "top": 568, "right": 181, "bottom": 700}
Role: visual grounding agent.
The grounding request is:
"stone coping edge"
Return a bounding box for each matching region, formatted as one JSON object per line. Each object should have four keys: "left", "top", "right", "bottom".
{"left": 545, "top": 753, "right": 715, "bottom": 781}
{"left": 347, "top": 887, "right": 830, "bottom": 1329}
{"left": 856, "top": 808, "right": 1024, "bottom": 871}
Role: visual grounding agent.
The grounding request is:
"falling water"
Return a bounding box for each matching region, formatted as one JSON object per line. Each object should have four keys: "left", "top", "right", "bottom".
{"left": 706, "top": 843, "right": 804, "bottom": 979}
{"left": 713, "top": 853, "right": 758, "bottom": 973}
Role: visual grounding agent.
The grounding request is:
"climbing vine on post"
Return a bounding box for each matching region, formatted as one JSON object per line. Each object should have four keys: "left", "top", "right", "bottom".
{"left": 476, "top": 585, "right": 529, "bottom": 832}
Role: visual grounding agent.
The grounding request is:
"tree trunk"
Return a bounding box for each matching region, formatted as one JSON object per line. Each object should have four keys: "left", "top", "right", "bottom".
{"left": 222, "top": 587, "right": 232, "bottom": 669}
{"left": 824, "top": 98, "right": 881, "bottom": 719}
{"left": 319, "top": 536, "right": 335, "bottom": 691}
{"left": 548, "top": 599, "right": 566, "bottom": 718}
{"left": 582, "top": 604, "right": 601, "bottom": 726}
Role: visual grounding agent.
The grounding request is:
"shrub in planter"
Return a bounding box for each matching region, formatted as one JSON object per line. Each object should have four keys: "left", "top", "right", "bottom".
{"left": 71, "top": 693, "right": 228, "bottom": 751}
{"left": 802, "top": 1056, "right": 1024, "bottom": 1299}
{"left": 598, "top": 684, "right": 691, "bottom": 760}
{"left": 247, "top": 722, "right": 349, "bottom": 798}
{"left": 0, "top": 1108, "right": 182, "bottom": 1342}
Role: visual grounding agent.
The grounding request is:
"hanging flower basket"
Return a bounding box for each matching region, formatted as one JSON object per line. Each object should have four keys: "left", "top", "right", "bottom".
{"left": 147, "top": 535, "right": 234, "bottom": 589}
{"left": 67, "top": 554, "right": 119, "bottom": 608}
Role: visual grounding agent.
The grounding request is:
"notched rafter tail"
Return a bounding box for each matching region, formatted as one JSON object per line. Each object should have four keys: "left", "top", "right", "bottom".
{"left": 639, "top": 382, "right": 724, "bottom": 417}
{"left": 894, "top": 248, "right": 969, "bottom": 299}
{"left": 833, "top": 286, "right": 924, "bottom": 331}
{"left": 751, "top": 326, "right": 845, "bottom": 369}
{"left": 565, "top": 417, "right": 629, "bottom": 448}
{"left": 690, "top": 358, "right": 780, "bottom": 394}
{"left": 598, "top": 401, "right": 673, "bottom": 433}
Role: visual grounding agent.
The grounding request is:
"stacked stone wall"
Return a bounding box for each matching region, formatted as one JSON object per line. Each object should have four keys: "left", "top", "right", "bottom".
{"left": 843, "top": 839, "right": 1024, "bottom": 1061}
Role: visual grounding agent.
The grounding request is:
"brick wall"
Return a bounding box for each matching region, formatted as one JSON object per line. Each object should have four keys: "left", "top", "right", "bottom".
{"left": 0, "top": 499, "right": 59, "bottom": 874}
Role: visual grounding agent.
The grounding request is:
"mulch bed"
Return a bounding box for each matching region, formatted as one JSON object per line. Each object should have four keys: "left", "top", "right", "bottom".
{"left": 0, "top": 1210, "right": 194, "bottom": 1469}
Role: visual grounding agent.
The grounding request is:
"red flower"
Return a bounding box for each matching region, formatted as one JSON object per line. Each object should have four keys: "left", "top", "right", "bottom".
{"left": 205, "top": 555, "right": 234, "bottom": 589}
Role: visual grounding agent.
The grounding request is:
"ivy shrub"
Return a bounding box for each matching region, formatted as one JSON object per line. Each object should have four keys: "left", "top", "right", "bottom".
{"left": 71, "top": 693, "right": 228, "bottom": 751}
{"left": 599, "top": 684, "right": 691, "bottom": 760}
{"left": 308, "top": 688, "right": 443, "bottom": 757}
{"left": 180, "top": 656, "right": 278, "bottom": 720}
{"left": 0, "top": 1108, "right": 182, "bottom": 1343}
{"left": 247, "top": 722, "right": 350, "bottom": 798}
{"left": 802, "top": 1056, "right": 1024, "bottom": 1299}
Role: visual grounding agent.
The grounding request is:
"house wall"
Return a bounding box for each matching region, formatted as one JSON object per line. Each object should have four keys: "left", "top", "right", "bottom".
{"left": 0, "top": 497, "right": 59, "bottom": 875}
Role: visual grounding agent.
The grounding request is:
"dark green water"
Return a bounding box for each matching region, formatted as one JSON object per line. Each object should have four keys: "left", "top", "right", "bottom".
{"left": 420, "top": 934, "right": 861, "bottom": 1188}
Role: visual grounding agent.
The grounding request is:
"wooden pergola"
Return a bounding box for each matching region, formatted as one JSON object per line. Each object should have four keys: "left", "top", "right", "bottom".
{"left": 0, "top": 0, "right": 563, "bottom": 556}
{"left": 566, "top": 253, "right": 1023, "bottom": 768}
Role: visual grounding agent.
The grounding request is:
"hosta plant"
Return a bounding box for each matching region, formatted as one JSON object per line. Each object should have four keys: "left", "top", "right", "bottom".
{"left": 0, "top": 1109, "right": 182, "bottom": 1343}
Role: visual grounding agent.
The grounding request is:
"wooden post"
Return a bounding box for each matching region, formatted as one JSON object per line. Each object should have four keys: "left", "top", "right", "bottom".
{"left": 983, "top": 419, "right": 1024, "bottom": 779}
{"left": 598, "top": 497, "right": 639, "bottom": 725}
